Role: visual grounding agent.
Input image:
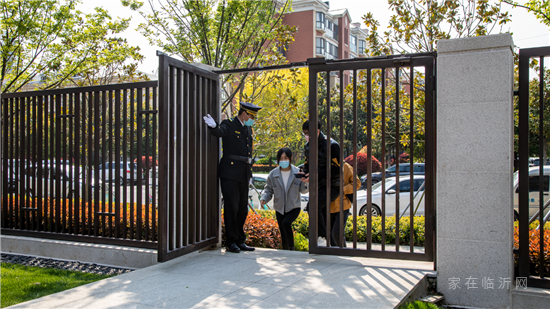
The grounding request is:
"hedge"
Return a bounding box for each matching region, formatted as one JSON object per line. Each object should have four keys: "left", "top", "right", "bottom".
{"left": 513, "top": 221, "right": 550, "bottom": 276}
{"left": 252, "top": 164, "right": 272, "bottom": 173}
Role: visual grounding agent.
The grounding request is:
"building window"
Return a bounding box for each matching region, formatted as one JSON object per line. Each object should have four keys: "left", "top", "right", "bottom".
{"left": 333, "top": 24, "right": 338, "bottom": 40}
{"left": 350, "top": 35, "right": 357, "bottom": 54}
{"left": 325, "top": 19, "right": 334, "bottom": 39}
{"left": 344, "top": 28, "right": 348, "bottom": 44}
{"left": 359, "top": 40, "right": 366, "bottom": 55}
{"left": 327, "top": 42, "right": 338, "bottom": 59}
{"left": 316, "top": 12, "right": 325, "bottom": 30}
{"left": 316, "top": 38, "right": 326, "bottom": 55}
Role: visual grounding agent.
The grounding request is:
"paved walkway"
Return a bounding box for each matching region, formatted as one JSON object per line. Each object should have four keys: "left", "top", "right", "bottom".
{"left": 7, "top": 248, "right": 434, "bottom": 309}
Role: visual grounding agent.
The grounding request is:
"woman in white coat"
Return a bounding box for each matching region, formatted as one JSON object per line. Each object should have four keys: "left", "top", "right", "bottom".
{"left": 260, "top": 148, "right": 309, "bottom": 250}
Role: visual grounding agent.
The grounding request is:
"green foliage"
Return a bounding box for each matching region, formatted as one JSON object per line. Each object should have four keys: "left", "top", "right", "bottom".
{"left": 255, "top": 157, "right": 276, "bottom": 165}
{"left": 0, "top": 0, "right": 144, "bottom": 92}
{"left": 124, "top": 0, "right": 296, "bottom": 111}
{"left": 503, "top": 1, "right": 550, "bottom": 27}
{"left": 292, "top": 211, "right": 310, "bottom": 238}
{"left": 396, "top": 301, "right": 442, "bottom": 309}
{"left": 239, "top": 69, "right": 309, "bottom": 158}
{"left": 345, "top": 215, "right": 425, "bottom": 247}
{"left": 293, "top": 231, "right": 309, "bottom": 251}
{"left": 362, "top": 0, "right": 511, "bottom": 55}
{"left": 1, "top": 262, "right": 111, "bottom": 308}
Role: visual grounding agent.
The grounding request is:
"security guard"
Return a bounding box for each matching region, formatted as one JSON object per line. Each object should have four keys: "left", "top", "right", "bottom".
{"left": 203, "top": 102, "right": 262, "bottom": 253}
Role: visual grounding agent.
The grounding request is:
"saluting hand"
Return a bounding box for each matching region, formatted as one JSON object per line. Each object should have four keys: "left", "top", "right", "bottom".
{"left": 203, "top": 114, "right": 216, "bottom": 128}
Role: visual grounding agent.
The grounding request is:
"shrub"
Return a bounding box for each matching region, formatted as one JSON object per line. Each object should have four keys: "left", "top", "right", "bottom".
{"left": 255, "top": 157, "right": 276, "bottom": 165}
{"left": 252, "top": 164, "right": 272, "bottom": 173}
{"left": 134, "top": 156, "right": 158, "bottom": 170}
{"left": 294, "top": 232, "right": 309, "bottom": 251}
{"left": 344, "top": 215, "right": 425, "bottom": 246}
{"left": 344, "top": 153, "right": 382, "bottom": 175}
{"left": 513, "top": 224, "right": 550, "bottom": 276}
{"left": 222, "top": 211, "right": 282, "bottom": 249}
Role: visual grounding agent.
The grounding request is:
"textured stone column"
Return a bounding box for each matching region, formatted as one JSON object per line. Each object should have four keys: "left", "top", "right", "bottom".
{"left": 436, "top": 34, "right": 514, "bottom": 308}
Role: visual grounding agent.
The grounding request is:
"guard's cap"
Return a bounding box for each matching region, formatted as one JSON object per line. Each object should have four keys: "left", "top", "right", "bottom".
{"left": 240, "top": 102, "right": 262, "bottom": 117}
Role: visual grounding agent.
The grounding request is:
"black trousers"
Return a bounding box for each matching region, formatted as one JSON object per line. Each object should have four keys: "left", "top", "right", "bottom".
{"left": 221, "top": 178, "right": 249, "bottom": 246}
{"left": 275, "top": 208, "right": 301, "bottom": 250}
{"left": 330, "top": 209, "right": 350, "bottom": 247}
{"left": 310, "top": 185, "right": 340, "bottom": 238}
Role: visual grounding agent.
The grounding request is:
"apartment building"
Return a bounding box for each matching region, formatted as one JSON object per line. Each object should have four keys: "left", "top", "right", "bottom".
{"left": 282, "top": 0, "right": 368, "bottom": 85}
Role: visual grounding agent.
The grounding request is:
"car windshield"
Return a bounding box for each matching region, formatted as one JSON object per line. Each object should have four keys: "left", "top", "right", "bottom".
{"left": 372, "top": 177, "right": 394, "bottom": 192}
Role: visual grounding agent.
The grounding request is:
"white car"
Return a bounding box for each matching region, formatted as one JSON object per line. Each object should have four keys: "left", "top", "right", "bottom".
{"left": 513, "top": 165, "right": 550, "bottom": 220}
{"left": 355, "top": 175, "right": 425, "bottom": 217}
{"left": 97, "top": 162, "right": 140, "bottom": 185}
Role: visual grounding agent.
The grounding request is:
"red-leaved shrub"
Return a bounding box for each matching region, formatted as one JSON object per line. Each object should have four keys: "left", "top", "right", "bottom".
{"left": 222, "top": 211, "right": 282, "bottom": 249}
{"left": 344, "top": 153, "right": 382, "bottom": 175}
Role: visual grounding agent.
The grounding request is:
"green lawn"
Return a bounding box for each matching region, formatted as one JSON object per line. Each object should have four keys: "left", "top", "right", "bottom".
{"left": 1, "top": 263, "right": 112, "bottom": 308}
{"left": 396, "top": 301, "right": 443, "bottom": 309}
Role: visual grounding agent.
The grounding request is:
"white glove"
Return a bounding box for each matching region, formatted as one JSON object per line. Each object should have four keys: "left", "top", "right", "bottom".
{"left": 203, "top": 114, "right": 216, "bottom": 128}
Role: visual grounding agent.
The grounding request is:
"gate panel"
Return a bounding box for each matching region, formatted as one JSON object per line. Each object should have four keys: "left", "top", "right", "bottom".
{"left": 307, "top": 54, "right": 436, "bottom": 261}
{"left": 157, "top": 54, "right": 220, "bottom": 262}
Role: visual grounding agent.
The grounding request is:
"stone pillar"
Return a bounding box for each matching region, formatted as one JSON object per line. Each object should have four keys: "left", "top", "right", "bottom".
{"left": 436, "top": 34, "right": 514, "bottom": 308}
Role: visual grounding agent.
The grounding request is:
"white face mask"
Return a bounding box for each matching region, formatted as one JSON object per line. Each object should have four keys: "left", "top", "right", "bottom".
{"left": 304, "top": 135, "right": 310, "bottom": 142}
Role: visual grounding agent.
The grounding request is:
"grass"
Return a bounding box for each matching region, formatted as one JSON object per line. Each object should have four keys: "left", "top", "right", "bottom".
{"left": 1, "top": 263, "right": 112, "bottom": 308}
{"left": 396, "top": 301, "right": 443, "bottom": 309}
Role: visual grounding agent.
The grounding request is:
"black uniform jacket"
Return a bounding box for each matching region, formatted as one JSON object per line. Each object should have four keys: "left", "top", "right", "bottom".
{"left": 303, "top": 132, "right": 341, "bottom": 187}
{"left": 208, "top": 116, "right": 253, "bottom": 183}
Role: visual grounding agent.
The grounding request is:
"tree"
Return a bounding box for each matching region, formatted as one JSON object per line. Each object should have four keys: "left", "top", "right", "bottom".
{"left": 122, "top": 0, "right": 296, "bottom": 112}
{"left": 363, "top": 0, "right": 511, "bottom": 56}
{"left": 237, "top": 68, "right": 309, "bottom": 159}
{"left": 0, "top": 0, "right": 144, "bottom": 93}
{"left": 502, "top": 1, "right": 550, "bottom": 27}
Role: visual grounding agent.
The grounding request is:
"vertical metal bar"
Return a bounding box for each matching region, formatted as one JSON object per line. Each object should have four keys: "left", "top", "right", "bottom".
{"left": 94, "top": 91, "right": 100, "bottom": 236}
{"left": 197, "top": 76, "right": 203, "bottom": 240}
{"left": 87, "top": 92, "right": 94, "bottom": 236}
{"left": 67, "top": 93, "right": 72, "bottom": 233}
{"left": 182, "top": 70, "right": 189, "bottom": 247}
{"left": 188, "top": 72, "right": 196, "bottom": 245}
{"left": 101, "top": 90, "right": 107, "bottom": 236}
{"left": 2, "top": 97, "right": 8, "bottom": 228}
{"left": 352, "top": 69, "right": 358, "bottom": 249}
{"left": 136, "top": 87, "right": 143, "bottom": 240}
{"left": 409, "top": 65, "right": 415, "bottom": 253}
{"left": 122, "top": 89, "right": 128, "bottom": 239}
{"left": 152, "top": 86, "right": 157, "bottom": 242}
{"left": 8, "top": 97, "right": 14, "bottom": 229}
{"left": 115, "top": 89, "right": 121, "bottom": 239}
{"left": 74, "top": 92, "right": 80, "bottom": 235}
{"left": 37, "top": 96, "right": 43, "bottom": 231}
{"left": 49, "top": 95, "right": 55, "bottom": 232}
{"left": 32, "top": 96, "right": 38, "bottom": 230}
{"left": 108, "top": 90, "right": 113, "bottom": 237}
{"left": 201, "top": 77, "right": 208, "bottom": 241}
{"left": 168, "top": 66, "right": 175, "bottom": 249}
{"left": 157, "top": 56, "right": 169, "bottom": 261}
{"left": 366, "top": 69, "right": 373, "bottom": 251}
{"left": 18, "top": 97, "right": 24, "bottom": 229}
{"left": 381, "top": 68, "right": 386, "bottom": 251}
{"left": 395, "top": 67, "right": 401, "bottom": 252}
{"left": 338, "top": 70, "right": 345, "bottom": 248}
{"left": 55, "top": 94, "right": 62, "bottom": 232}
{"left": 206, "top": 78, "right": 212, "bottom": 239}
{"left": 62, "top": 94, "right": 67, "bottom": 233}
{"left": 26, "top": 95, "right": 32, "bottom": 229}
{"left": 308, "top": 65, "right": 319, "bottom": 250}
{"left": 129, "top": 88, "right": 135, "bottom": 239}
{"left": 325, "top": 71, "right": 331, "bottom": 247}
{"left": 538, "top": 56, "right": 545, "bottom": 278}
{"left": 176, "top": 68, "right": 182, "bottom": 248}
{"left": 144, "top": 86, "right": 151, "bottom": 241}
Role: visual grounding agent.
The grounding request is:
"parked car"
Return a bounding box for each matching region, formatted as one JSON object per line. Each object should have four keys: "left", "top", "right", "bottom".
{"left": 97, "top": 162, "right": 139, "bottom": 184}
{"left": 360, "top": 163, "right": 425, "bottom": 189}
{"left": 528, "top": 157, "right": 550, "bottom": 167}
{"left": 513, "top": 165, "right": 550, "bottom": 220}
{"left": 355, "top": 175, "right": 425, "bottom": 217}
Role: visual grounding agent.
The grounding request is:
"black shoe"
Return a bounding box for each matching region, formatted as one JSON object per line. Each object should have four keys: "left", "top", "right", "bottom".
{"left": 236, "top": 243, "right": 255, "bottom": 251}
{"left": 226, "top": 243, "right": 240, "bottom": 253}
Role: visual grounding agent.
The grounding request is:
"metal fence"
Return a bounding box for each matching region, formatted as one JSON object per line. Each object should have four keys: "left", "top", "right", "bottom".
{"left": 1, "top": 81, "right": 159, "bottom": 249}
{"left": 517, "top": 46, "right": 550, "bottom": 289}
{"left": 307, "top": 54, "right": 436, "bottom": 261}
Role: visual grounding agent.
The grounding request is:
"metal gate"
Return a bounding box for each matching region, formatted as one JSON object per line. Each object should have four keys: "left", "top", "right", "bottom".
{"left": 157, "top": 54, "right": 221, "bottom": 262}
{"left": 517, "top": 46, "right": 550, "bottom": 289}
{"left": 306, "top": 54, "right": 436, "bottom": 261}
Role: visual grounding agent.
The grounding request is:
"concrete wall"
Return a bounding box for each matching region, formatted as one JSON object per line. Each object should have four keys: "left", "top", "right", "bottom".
{"left": 436, "top": 33, "right": 515, "bottom": 308}
{"left": 1, "top": 236, "right": 157, "bottom": 269}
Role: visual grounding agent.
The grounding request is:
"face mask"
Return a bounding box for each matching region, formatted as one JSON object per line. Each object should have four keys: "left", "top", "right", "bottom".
{"left": 304, "top": 135, "right": 310, "bottom": 142}
{"left": 279, "top": 160, "right": 290, "bottom": 169}
{"left": 244, "top": 118, "right": 255, "bottom": 126}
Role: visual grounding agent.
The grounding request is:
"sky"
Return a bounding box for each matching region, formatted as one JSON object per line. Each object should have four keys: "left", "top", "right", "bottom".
{"left": 78, "top": 0, "right": 550, "bottom": 75}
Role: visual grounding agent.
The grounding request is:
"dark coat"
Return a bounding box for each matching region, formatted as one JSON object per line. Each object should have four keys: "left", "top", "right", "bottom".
{"left": 303, "top": 132, "right": 341, "bottom": 186}
{"left": 208, "top": 116, "right": 253, "bottom": 183}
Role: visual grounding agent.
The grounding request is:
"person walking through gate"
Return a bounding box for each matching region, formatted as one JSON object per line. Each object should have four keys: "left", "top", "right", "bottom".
{"left": 203, "top": 102, "right": 262, "bottom": 253}
{"left": 260, "top": 147, "right": 309, "bottom": 250}
{"left": 300, "top": 120, "right": 341, "bottom": 246}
